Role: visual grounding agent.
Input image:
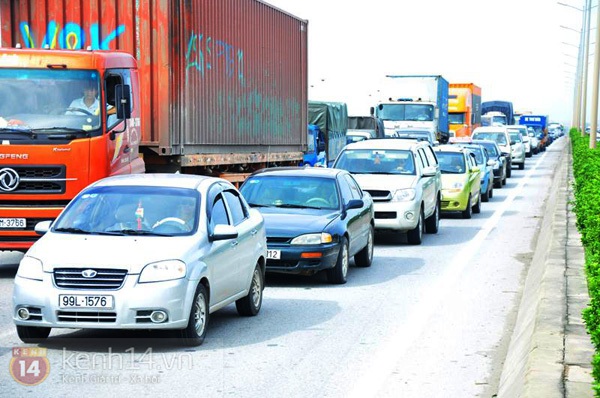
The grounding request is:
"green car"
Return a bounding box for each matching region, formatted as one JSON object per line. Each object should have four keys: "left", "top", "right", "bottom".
{"left": 434, "top": 145, "right": 482, "bottom": 219}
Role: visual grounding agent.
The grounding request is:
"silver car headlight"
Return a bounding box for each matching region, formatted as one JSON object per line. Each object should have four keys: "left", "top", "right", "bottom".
{"left": 17, "top": 256, "right": 44, "bottom": 281}
{"left": 139, "top": 260, "right": 186, "bottom": 283}
{"left": 493, "top": 161, "right": 500, "bottom": 169}
{"left": 392, "top": 188, "right": 416, "bottom": 202}
{"left": 291, "top": 233, "right": 333, "bottom": 245}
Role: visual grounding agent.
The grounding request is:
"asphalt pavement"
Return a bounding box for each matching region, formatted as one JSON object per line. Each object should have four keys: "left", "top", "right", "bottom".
{"left": 497, "top": 136, "right": 595, "bottom": 398}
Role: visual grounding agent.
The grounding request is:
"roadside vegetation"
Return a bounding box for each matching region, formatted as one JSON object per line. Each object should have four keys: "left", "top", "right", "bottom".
{"left": 570, "top": 129, "right": 600, "bottom": 393}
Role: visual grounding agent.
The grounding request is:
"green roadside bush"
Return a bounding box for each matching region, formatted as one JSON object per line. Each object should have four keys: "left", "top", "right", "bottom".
{"left": 570, "top": 129, "right": 600, "bottom": 393}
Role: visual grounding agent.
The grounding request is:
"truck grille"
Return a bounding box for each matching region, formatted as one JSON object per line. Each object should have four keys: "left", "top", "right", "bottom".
{"left": 57, "top": 311, "right": 117, "bottom": 323}
{"left": 54, "top": 268, "right": 127, "bottom": 290}
{"left": 364, "top": 190, "right": 392, "bottom": 201}
{"left": 0, "top": 165, "right": 67, "bottom": 194}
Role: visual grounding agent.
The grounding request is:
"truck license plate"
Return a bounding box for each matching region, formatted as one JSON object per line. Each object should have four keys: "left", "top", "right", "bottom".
{"left": 0, "top": 218, "right": 26, "bottom": 229}
{"left": 266, "top": 249, "right": 281, "bottom": 260}
{"left": 59, "top": 295, "right": 114, "bottom": 309}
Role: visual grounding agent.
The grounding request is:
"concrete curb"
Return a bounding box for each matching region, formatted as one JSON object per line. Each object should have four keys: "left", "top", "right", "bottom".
{"left": 497, "top": 139, "right": 594, "bottom": 397}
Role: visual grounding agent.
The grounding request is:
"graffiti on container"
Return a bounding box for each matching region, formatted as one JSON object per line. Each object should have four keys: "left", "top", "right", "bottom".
{"left": 186, "top": 30, "right": 244, "bottom": 84}
{"left": 19, "top": 21, "right": 125, "bottom": 50}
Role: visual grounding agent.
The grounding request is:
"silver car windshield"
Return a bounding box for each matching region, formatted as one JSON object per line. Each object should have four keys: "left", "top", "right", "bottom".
{"left": 53, "top": 186, "right": 200, "bottom": 236}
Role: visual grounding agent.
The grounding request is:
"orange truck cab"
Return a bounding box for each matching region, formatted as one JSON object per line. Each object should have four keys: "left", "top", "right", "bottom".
{"left": 448, "top": 83, "right": 482, "bottom": 138}
{"left": 0, "top": 48, "right": 144, "bottom": 251}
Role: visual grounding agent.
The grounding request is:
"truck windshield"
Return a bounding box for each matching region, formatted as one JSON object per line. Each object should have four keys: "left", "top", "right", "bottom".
{"left": 376, "top": 104, "right": 433, "bottom": 122}
{"left": 449, "top": 113, "right": 465, "bottom": 124}
{"left": 0, "top": 68, "right": 102, "bottom": 135}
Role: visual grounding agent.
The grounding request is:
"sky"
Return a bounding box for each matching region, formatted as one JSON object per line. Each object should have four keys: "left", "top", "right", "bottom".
{"left": 264, "top": 0, "right": 589, "bottom": 126}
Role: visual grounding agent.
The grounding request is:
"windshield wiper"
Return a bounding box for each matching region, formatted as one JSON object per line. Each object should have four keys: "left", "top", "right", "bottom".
{"left": 31, "top": 127, "right": 87, "bottom": 139}
{"left": 31, "top": 127, "right": 87, "bottom": 133}
{"left": 0, "top": 127, "right": 35, "bottom": 137}
{"left": 247, "top": 203, "right": 270, "bottom": 208}
{"left": 103, "top": 229, "right": 171, "bottom": 236}
{"left": 273, "top": 204, "right": 309, "bottom": 209}
{"left": 54, "top": 227, "right": 91, "bottom": 234}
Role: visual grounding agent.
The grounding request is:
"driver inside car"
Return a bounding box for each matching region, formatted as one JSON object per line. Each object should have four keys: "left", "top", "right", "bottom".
{"left": 66, "top": 83, "right": 116, "bottom": 119}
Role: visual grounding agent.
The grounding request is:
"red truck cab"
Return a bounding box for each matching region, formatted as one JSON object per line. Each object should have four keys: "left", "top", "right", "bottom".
{"left": 0, "top": 47, "right": 144, "bottom": 251}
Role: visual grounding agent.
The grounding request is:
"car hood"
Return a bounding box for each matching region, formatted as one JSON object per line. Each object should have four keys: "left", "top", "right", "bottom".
{"left": 351, "top": 173, "right": 417, "bottom": 190}
{"left": 28, "top": 233, "right": 196, "bottom": 273}
{"left": 257, "top": 209, "right": 338, "bottom": 238}
{"left": 440, "top": 173, "right": 468, "bottom": 189}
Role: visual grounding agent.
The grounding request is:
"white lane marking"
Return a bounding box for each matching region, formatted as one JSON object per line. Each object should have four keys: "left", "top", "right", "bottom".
{"left": 348, "top": 150, "right": 549, "bottom": 398}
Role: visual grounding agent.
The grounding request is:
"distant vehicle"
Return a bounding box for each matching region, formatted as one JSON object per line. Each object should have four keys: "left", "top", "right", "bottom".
{"left": 333, "top": 138, "right": 441, "bottom": 245}
{"left": 519, "top": 115, "right": 549, "bottom": 150}
{"left": 507, "top": 125, "right": 532, "bottom": 158}
{"left": 346, "top": 130, "right": 376, "bottom": 145}
{"left": 13, "top": 174, "right": 267, "bottom": 346}
{"left": 309, "top": 101, "right": 349, "bottom": 167}
{"left": 240, "top": 167, "right": 375, "bottom": 284}
{"left": 303, "top": 124, "right": 327, "bottom": 167}
{"left": 392, "top": 127, "right": 439, "bottom": 146}
{"left": 507, "top": 130, "right": 526, "bottom": 170}
{"left": 448, "top": 83, "right": 482, "bottom": 138}
{"left": 452, "top": 142, "right": 495, "bottom": 202}
{"left": 471, "top": 126, "right": 513, "bottom": 178}
{"left": 481, "top": 101, "right": 514, "bottom": 127}
{"left": 472, "top": 139, "right": 508, "bottom": 188}
{"left": 434, "top": 145, "right": 482, "bottom": 219}
{"left": 372, "top": 75, "right": 450, "bottom": 143}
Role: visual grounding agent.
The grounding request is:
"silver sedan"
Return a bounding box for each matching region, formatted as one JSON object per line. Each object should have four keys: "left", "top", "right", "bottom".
{"left": 13, "top": 173, "right": 266, "bottom": 346}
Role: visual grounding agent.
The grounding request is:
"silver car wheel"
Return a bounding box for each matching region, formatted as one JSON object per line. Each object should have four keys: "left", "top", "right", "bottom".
{"left": 251, "top": 269, "right": 262, "bottom": 308}
{"left": 194, "top": 291, "right": 208, "bottom": 336}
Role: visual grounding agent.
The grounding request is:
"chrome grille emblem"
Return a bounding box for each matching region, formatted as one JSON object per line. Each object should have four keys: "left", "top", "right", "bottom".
{"left": 81, "top": 269, "right": 98, "bottom": 278}
{"left": 0, "top": 168, "right": 20, "bottom": 192}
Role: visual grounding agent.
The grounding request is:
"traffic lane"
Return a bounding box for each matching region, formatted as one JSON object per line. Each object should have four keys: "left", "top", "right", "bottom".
{"left": 358, "top": 139, "right": 564, "bottom": 397}
{"left": 0, "top": 140, "right": 563, "bottom": 397}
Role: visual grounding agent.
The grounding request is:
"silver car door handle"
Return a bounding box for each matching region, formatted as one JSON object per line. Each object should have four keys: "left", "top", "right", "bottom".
{"left": 251, "top": 229, "right": 258, "bottom": 236}
{"left": 231, "top": 241, "right": 239, "bottom": 247}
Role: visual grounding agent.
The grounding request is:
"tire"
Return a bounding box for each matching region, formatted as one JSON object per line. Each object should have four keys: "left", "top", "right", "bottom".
{"left": 16, "top": 325, "right": 50, "bottom": 344}
{"left": 327, "top": 237, "right": 349, "bottom": 284}
{"left": 482, "top": 188, "right": 489, "bottom": 202}
{"left": 425, "top": 198, "right": 440, "bottom": 234}
{"left": 236, "top": 264, "right": 264, "bottom": 316}
{"left": 494, "top": 179, "right": 501, "bottom": 189}
{"left": 519, "top": 162, "right": 525, "bottom": 170}
{"left": 462, "top": 196, "right": 472, "bottom": 219}
{"left": 506, "top": 163, "right": 512, "bottom": 178}
{"left": 354, "top": 225, "right": 374, "bottom": 268}
{"left": 489, "top": 186, "right": 493, "bottom": 199}
{"left": 407, "top": 208, "right": 424, "bottom": 245}
{"left": 473, "top": 193, "right": 481, "bottom": 214}
{"left": 180, "top": 283, "right": 209, "bottom": 346}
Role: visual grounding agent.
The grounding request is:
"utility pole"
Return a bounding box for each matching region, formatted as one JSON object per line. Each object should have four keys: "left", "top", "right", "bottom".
{"left": 591, "top": 2, "right": 600, "bottom": 148}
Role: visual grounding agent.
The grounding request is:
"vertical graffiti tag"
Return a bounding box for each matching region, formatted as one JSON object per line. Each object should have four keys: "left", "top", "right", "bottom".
{"left": 19, "top": 21, "right": 125, "bottom": 50}
{"left": 185, "top": 30, "right": 244, "bottom": 84}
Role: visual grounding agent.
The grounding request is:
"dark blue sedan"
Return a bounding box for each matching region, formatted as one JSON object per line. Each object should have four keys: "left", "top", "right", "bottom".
{"left": 240, "top": 167, "right": 375, "bottom": 284}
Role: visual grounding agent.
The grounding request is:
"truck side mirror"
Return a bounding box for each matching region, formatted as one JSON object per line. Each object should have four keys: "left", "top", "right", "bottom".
{"left": 109, "top": 84, "right": 132, "bottom": 139}
{"left": 115, "top": 84, "right": 132, "bottom": 120}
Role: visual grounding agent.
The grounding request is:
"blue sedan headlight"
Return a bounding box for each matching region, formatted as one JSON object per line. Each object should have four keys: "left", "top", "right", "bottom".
{"left": 291, "top": 233, "right": 333, "bottom": 245}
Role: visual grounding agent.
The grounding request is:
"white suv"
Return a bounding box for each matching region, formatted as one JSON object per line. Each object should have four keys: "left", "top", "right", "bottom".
{"left": 332, "top": 139, "right": 441, "bottom": 245}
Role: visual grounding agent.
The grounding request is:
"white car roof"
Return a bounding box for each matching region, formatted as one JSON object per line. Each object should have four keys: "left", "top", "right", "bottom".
{"left": 473, "top": 126, "right": 508, "bottom": 134}
{"left": 343, "top": 138, "right": 428, "bottom": 151}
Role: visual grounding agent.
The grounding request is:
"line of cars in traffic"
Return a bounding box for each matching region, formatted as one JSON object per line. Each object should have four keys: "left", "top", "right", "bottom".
{"left": 11, "top": 125, "right": 540, "bottom": 346}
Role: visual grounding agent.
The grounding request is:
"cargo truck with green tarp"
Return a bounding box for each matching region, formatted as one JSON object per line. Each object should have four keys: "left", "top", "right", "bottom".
{"left": 308, "top": 101, "right": 348, "bottom": 167}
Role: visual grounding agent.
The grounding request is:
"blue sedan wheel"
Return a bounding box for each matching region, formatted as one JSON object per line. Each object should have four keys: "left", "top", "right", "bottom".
{"left": 354, "top": 225, "right": 374, "bottom": 268}
{"left": 327, "top": 237, "right": 349, "bottom": 284}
